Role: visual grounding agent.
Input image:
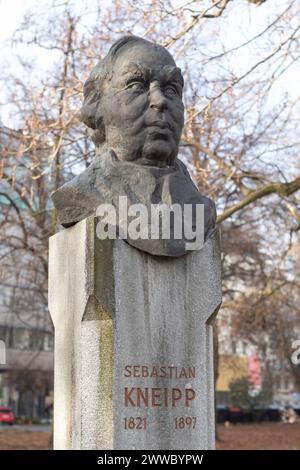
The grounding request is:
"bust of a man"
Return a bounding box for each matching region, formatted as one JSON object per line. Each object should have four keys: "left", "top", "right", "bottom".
{"left": 52, "top": 36, "right": 216, "bottom": 256}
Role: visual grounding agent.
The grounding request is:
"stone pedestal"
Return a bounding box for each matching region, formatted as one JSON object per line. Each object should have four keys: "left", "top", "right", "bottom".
{"left": 49, "top": 216, "right": 221, "bottom": 450}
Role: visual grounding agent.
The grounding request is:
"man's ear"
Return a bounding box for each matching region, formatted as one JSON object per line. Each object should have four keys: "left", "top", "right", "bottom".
{"left": 91, "top": 127, "right": 105, "bottom": 146}
{"left": 93, "top": 103, "right": 106, "bottom": 144}
{"left": 80, "top": 102, "right": 98, "bottom": 129}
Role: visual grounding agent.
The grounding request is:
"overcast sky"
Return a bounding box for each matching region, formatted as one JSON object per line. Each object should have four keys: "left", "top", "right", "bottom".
{"left": 0, "top": 0, "right": 299, "bottom": 128}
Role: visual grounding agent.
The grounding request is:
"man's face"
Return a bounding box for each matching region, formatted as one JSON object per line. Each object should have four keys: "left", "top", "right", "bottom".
{"left": 100, "top": 42, "right": 184, "bottom": 165}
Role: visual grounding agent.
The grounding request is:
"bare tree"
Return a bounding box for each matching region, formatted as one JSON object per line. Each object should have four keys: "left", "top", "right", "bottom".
{"left": 0, "top": 0, "right": 300, "bottom": 410}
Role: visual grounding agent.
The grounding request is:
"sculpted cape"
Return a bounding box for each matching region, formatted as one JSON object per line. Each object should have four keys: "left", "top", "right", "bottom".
{"left": 52, "top": 149, "right": 216, "bottom": 257}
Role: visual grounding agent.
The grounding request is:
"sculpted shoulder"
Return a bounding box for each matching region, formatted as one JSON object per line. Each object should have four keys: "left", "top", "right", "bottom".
{"left": 51, "top": 154, "right": 106, "bottom": 227}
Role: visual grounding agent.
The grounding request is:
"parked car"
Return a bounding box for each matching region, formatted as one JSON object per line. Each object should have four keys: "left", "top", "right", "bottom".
{"left": 0, "top": 407, "right": 14, "bottom": 425}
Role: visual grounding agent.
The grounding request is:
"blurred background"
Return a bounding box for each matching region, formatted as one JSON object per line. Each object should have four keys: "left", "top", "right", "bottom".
{"left": 0, "top": 0, "right": 300, "bottom": 450}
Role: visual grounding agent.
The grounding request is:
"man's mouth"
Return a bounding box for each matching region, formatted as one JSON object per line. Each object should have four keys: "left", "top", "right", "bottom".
{"left": 147, "top": 120, "right": 172, "bottom": 131}
{"left": 149, "top": 132, "right": 169, "bottom": 141}
{"left": 146, "top": 121, "right": 173, "bottom": 141}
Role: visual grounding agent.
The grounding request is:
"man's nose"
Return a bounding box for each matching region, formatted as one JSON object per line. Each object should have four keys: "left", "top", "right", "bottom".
{"left": 149, "top": 82, "right": 168, "bottom": 111}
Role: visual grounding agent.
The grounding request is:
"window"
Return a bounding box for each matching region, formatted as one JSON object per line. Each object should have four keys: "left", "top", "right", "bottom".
{"left": 12, "top": 329, "right": 30, "bottom": 350}
{"left": 44, "top": 334, "right": 54, "bottom": 351}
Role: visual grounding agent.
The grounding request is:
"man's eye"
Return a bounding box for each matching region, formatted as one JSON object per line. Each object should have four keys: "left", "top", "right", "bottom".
{"left": 164, "top": 85, "right": 179, "bottom": 97}
{"left": 126, "top": 81, "right": 146, "bottom": 91}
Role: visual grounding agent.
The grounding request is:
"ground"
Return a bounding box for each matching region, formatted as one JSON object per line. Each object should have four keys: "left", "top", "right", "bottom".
{"left": 0, "top": 423, "right": 299, "bottom": 450}
{"left": 216, "top": 422, "right": 300, "bottom": 450}
{"left": 0, "top": 425, "right": 52, "bottom": 450}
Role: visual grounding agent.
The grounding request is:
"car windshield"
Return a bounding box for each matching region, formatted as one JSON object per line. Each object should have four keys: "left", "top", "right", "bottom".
{"left": 0, "top": 409, "right": 12, "bottom": 413}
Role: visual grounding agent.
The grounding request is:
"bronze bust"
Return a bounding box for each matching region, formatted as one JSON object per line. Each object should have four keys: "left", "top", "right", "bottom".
{"left": 52, "top": 36, "right": 216, "bottom": 256}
